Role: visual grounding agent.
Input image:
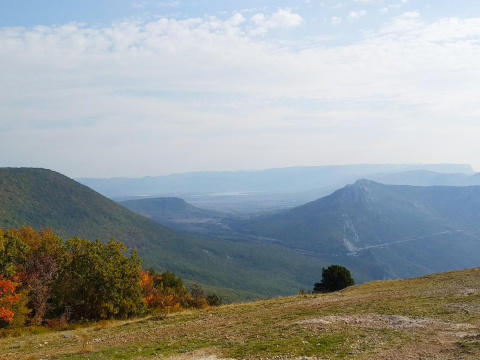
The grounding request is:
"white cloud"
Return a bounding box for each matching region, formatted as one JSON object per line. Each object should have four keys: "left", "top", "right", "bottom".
{"left": 156, "top": 1, "right": 179, "bottom": 8}
{"left": 2, "top": 11, "right": 480, "bottom": 176}
{"left": 378, "top": 11, "right": 422, "bottom": 34}
{"left": 331, "top": 16, "right": 343, "bottom": 25}
{"left": 348, "top": 10, "right": 367, "bottom": 19}
{"left": 379, "top": 1, "right": 408, "bottom": 13}
{"left": 227, "top": 13, "right": 245, "bottom": 26}
{"left": 249, "top": 8, "right": 303, "bottom": 36}
{"left": 132, "top": 1, "right": 148, "bottom": 9}
{"left": 235, "top": 7, "right": 268, "bottom": 14}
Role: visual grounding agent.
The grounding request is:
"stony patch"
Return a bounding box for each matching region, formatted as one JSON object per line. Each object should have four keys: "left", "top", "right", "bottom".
{"left": 298, "top": 314, "right": 475, "bottom": 332}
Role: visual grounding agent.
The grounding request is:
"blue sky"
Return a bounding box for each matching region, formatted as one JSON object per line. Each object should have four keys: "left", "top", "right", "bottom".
{"left": 1, "top": 1, "right": 480, "bottom": 177}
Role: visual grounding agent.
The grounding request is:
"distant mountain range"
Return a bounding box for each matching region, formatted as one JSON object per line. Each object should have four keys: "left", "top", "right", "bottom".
{"left": 77, "top": 163, "right": 475, "bottom": 198}
{"left": 0, "top": 167, "right": 333, "bottom": 300}
{"left": 229, "top": 179, "right": 480, "bottom": 280}
{"left": 367, "top": 169, "right": 480, "bottom": 187}
{"left": 77, "top": 164, "right": 478, "bottom": 213}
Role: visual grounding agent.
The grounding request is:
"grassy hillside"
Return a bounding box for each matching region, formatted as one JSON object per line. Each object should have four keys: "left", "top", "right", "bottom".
{"left": 231, "top": 180, "right": 480, "bottom": 280}
{"left": 2, "top": 267, "right": 480, "bottom": 359}
{"left": 0, "top": 168, "right": 332, "bottom": 300}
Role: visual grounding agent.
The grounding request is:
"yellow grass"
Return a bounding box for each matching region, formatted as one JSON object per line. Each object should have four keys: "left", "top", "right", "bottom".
{"left": 1, "top": 267, "right": 480, "bottom": 359}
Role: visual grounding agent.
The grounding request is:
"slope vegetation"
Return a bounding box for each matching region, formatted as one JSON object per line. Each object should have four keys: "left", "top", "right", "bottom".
{"left": 120, "top": 197, "right": 223, "bottom": 232}
{"left": 2, "top": 267, "right": 480, "bottom": 359}
{"left": 231, "top": 180, "right": 480, "bottom": 280}
{"left": 0, "top": 168, "right": 330, "bottom": 300}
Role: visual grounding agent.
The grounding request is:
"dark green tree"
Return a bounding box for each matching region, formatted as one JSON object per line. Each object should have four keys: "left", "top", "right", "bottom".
{"left": 206, "top": 293, "right": 223, "bottom": 307}
{"left": 189, "top": 284, "right": 208, "bottom": 309}
{"left": 158, "top": 271, "right": 186, "bottom": 293}
{"left": 313, "top": 264, "right": 354, "bottom": 293}
{"left": 0, "top": 229, "right": 30, "bottom": 277}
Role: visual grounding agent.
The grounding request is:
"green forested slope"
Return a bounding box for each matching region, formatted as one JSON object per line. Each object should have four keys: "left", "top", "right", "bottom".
{"left": 119, "top": 196, "right": 224, "bottom": 232}
{"left": 0, "top": 168, "right": 331, "bottom": 300}
{"left": 120, "top": 197, "right": 221, "bottom": 220}
{"left": 231, "top": 180, "right": 480, "bottom": 279}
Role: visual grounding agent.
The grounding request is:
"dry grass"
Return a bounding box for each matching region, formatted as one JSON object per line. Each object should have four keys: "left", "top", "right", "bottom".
{"left": 1, "top": 267, "right": 480, "bottom": 359}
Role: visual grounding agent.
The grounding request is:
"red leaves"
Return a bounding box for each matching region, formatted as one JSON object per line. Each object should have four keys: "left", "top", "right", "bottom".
{"left": 0, "top": 276, "right": 17, "bottom": 294}
{"left": 0, "top": 275, "right": 20, "bottom": 324}
{"left": 0, "top": 308, "right": 14, "bottom": 323}
{"left": 140, "top": 271, "right": 155, "bottom": 296}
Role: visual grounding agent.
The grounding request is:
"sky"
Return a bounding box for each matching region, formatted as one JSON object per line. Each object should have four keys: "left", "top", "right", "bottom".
{"left": 1, "top": 0, "right": 480, "bottom": 178}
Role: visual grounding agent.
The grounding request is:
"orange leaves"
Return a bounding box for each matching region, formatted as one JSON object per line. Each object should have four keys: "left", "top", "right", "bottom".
{"left": 0, "top": 308, "right": 14, "bottom": 323}
{"left": 0, "top": 276, "right": 17, "bottom": 295}
{"left": 140, "top": 271, "right": 154, "bottom": 295}
{"left": 143, "top": 294, "right": 156, "bottom": 308}
{"left": 140, "top": 270, "right": 188, "bottom": 312}
{"left": 0, "top": 275, "right": 20, "bottom": 324}
{"left": 140, "top": 272, "right": 160, "bottom": 307}
{"left": 144, "top": 292, "right": 181, "bottom": 311}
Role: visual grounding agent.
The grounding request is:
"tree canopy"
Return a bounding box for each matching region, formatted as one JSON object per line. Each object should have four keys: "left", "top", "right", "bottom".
{"left": 313, "top": 264, "right": 354, "bottom": 293}
{"left": 0, "top": 227, "right": 217, "bottom": 328}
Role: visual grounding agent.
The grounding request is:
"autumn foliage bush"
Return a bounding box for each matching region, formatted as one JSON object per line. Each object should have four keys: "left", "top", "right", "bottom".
{"left": 140, "top": 270, "right": 209, "bottom": 313}
{"left": 0, "top": 275, "right": 18, "bottom": 324}
{"left": 0, "top": 227, "right": 215, "bottom": 329}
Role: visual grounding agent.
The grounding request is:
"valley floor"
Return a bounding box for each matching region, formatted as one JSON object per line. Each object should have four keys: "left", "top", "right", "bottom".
{"left": 2, "top": 267, "right": 480, "bottom": 359}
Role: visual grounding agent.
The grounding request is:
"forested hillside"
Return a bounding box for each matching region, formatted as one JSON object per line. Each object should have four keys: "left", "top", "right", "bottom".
{"left": 0, "top": 168, "right": 332, "bottom": 300}
{"left": 231, "top": 180, "right": 480, "bottom": 279}
{"left": 119, "top": 197, "right": 223, "bottom": 232}
{"left": 3, "top": 168, "right": 480, "bottom": 300}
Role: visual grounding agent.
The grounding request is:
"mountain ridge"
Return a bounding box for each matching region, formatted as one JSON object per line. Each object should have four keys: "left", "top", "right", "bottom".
{"left": 230, "top": 179, "right": 480, "bottom": 280}
{"left": 77, "top": 163, "right": 475, "bottom": 199}
{"left": 0, "top": 167, "right": 333, "bottom": 300}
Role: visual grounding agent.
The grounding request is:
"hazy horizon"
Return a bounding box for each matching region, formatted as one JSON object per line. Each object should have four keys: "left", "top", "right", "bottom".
{"left": 2, "top": 1, "right": 480, "bottom": 178}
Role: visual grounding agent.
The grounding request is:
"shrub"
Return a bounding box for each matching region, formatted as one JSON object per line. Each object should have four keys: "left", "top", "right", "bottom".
{"left": 206, "top": 293, "right": 223, "bottom": 307}
{"left": 55, "top": 238, "right": 145, "bottom": 321}
{"left": 0, "top": 275, "right": 29, "bottom": 328}
{"left": 313, "top": 265, "right": 354, "bottom": 293}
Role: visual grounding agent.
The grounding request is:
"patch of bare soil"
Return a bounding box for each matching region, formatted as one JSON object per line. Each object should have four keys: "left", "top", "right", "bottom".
{"left": 298, "top": 314, "right": 475, "bottom": 332}
{"left": 457, "top": 288, "right": 478, "bottom": 296}
{"left": 166, "top": 356, "right": 318, "bottom": 360}
{"left": 446, "top": 302, "right": 480, "bottom": 314}
{"left": 166, "top": 354, "right": 234, "bottom": 360}
{"left": 167, "top": 356, "right": 320, "bottom": 360}
{"left": 299, "top": 314, "right": 479, "bottom": 359}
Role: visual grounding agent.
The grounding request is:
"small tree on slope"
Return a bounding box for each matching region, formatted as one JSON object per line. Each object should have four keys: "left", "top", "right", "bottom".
{"left": 313, "top": 264, "right": 354, "bottom": 293}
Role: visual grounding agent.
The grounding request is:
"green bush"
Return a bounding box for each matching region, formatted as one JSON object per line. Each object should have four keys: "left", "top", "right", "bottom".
{"left": 55, "top": 238, "right": 145, "bottom": 321}
{"left": 206, "top": 293, "right": 223, "bottom": 307}
{"left": 313, "top": 265, "right": 354, "bottom": 293}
